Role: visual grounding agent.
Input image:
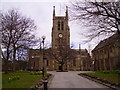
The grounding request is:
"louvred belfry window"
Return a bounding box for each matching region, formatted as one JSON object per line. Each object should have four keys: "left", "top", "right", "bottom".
{"left": 58, "top": 21, "right": 60, "bottom": 30}
{"left": 61, "top": 21, "right": 64, "bottom": 30}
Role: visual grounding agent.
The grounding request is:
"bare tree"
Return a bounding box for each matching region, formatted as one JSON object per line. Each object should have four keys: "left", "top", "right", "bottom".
{"left": 46, "top": 45, "right": 77, "bottom": 71}
{"left": 1, "top": 9, "right": 37, "bottom": 71}
{"left": 69, "top": 1, "right": 120, "bottom": 41}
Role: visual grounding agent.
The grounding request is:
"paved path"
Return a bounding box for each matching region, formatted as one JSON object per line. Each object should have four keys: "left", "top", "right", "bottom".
{"left": 48, "top": 71, "right": 110, "bottom": 88}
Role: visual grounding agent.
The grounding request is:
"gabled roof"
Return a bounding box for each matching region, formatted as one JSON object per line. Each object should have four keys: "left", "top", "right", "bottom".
{"left": 93, "top": 32, "right": 120, "bottom": 51}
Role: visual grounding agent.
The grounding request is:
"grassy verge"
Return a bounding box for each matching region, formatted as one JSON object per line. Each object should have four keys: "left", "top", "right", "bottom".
{"left": 2, "top": 71, "right": 43, "bottom": 88}
{"left": 80, "top": 70, "right": 120, "bottom": 84}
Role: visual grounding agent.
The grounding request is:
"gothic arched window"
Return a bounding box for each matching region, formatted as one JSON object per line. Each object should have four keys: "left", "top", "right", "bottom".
{"left": 58, "top": 21, "right": 60, "bottom": 30}
{"left": 61, "top": 21, "right": 64, "bottom": 30}
{"left": 73, "top": 60, "right": 76, "bottom": 66}
{"left": 46, "top": 60, "right": 49, "bottom": 66}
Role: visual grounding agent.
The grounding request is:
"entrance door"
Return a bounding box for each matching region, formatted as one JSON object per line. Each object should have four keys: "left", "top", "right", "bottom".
{"left": 59, "top": 66, "right": 62, "bottom": 71}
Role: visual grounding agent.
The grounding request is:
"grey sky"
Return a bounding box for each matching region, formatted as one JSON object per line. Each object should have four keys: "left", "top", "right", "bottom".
{"left": 0, "top": 0, "right": 98, "bottom": 52}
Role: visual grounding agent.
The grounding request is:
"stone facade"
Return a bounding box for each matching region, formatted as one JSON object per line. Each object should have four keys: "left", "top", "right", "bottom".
{"left": 69, "top": 49, "right": 91, "bottom": 71}
{"left": 28, "top": 6, "right": 91, "bottom": 71}
{"left": 28, "top": 48, "right": 91, "bottom": 71}
{"left": 92, "top": 32, "right": 120, "bottom": 71}
{"left": 28, "top": 49, "right": 43, "bottom": 71}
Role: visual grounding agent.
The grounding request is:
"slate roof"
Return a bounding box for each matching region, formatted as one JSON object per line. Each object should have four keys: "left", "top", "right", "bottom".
{"left": 93, "top": 32, "right": 120, "bottom": 51}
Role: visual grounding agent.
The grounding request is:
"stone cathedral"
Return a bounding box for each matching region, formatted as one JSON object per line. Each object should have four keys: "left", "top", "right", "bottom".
{"left": 28, "top": 6, "right": 91, "bottom": 71}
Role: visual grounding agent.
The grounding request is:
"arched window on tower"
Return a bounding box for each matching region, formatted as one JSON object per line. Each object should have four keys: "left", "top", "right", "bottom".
{"left": 58, "top": 38, "right": 63, "bottom": 45}
{"left": 58, "top": 21, "right": 60, "bottom": 30}
{"left": 61, "top": 21, "right": 64, "bottom": 30}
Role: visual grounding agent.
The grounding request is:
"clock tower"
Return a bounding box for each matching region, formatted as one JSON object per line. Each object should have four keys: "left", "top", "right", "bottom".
{"left": 52, "top": 6, "right": 70, "bottom": 49}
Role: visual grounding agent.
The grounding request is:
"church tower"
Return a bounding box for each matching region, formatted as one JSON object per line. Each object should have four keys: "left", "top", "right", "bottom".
{"left": 52, "top": 6, "right": 70, "bottom": 49}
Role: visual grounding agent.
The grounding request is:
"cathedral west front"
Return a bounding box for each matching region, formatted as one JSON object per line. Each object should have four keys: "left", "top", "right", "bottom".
{"left": 28, "top": 6, "right": 91, "bottom": 71}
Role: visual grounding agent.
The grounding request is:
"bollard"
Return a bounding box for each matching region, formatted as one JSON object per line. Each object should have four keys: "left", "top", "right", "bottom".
{"left": 43, "top": 80, "right": 48, "bottom": 90}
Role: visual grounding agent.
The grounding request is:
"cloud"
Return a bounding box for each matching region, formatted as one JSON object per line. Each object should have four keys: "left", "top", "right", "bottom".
{"left": 0, "top": 1, "right": 95, "bottom": 51}
{"left": 1, "top": 0, "right": 71, "bottom": 3}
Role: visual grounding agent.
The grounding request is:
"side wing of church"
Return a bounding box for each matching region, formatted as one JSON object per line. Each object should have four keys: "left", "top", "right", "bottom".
{"left": 92, "top": 32, "right": 120, "bottom": 71}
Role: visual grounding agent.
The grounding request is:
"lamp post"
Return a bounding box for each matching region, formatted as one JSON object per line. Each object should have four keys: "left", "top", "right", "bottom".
{"left": 39, "top": 38, "right": 42, "bottom": 71}
{"left": 41, "top": 36, "right": 48, "bottom": 90}
{"left": 41, "top": 36, "right": 46, "bottom": 78}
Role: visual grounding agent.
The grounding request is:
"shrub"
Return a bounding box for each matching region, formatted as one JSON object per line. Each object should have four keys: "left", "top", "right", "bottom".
{"left": 101, "top": 71, "right": 109, "bottom": 74}
{"left": 8, "top": 76, "right": 20, "bottom": 83}
{"left": 30, "top": 72, "right": 41, "bottom": 75}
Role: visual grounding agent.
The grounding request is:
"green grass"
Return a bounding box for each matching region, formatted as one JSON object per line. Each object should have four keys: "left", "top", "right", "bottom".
{"left": 2, "top": 71, "right": 43, "bottom": 88}
{"left": 81, "top": 70, "right": 120, "bottom": 84}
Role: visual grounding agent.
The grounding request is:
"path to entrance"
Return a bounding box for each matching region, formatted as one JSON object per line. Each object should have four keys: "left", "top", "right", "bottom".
{"left": 48, "top": 71, "right": 109, "bottom": 88}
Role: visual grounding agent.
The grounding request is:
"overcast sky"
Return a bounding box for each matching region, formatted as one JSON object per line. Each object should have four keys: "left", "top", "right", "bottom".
{"left": 1, "top": 0, "right": 99, "bottom": 53}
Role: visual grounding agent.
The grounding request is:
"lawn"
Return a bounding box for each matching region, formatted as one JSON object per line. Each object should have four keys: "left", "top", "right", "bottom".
{"left": 81, "top": 70, "right": 120, "bottom": 84}
{"left": 2, "top": 71, "right": 43, "bottom": 88}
